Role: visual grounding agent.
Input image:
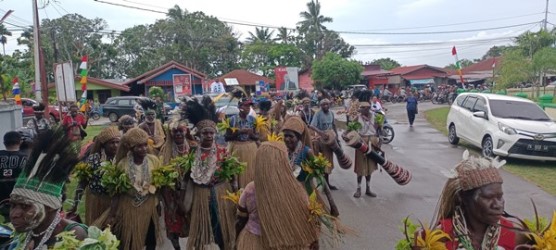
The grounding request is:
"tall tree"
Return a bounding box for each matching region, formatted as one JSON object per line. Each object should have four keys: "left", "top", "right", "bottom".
{"left": 370, "top": 57, "right": 401, "bottom": 70}
{"left": 482, "top": 45, "right": 512, "bottom": 60}
{"left": 497, "top": 49, "right": 533, "bottom": 90}
{"left": 246, "top": 27, "right": 275, "bottom": 43}
{"left": 241, "top": 42, "right": 303, "bottom": 77}
{"left": 297, "top": 0, "right": 333, "bottom": 60}
{"left": 445, "top": 59, "right": 474, "bottom": 70}
{"left": 0, "top": 24, "right": 12, "bottom": 55}
{"left": 312, "top": 52, "right": 363, "bottom": 89}
{"left": 275, "top": 27, "right": 294, "bottom": 44}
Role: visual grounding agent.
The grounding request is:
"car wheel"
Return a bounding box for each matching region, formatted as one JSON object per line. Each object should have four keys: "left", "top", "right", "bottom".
{"left": 482, "top": 136, "right": 495, "bottom": 158}
{"left": 448, "top": 124, "right": 459, "bottom": 145}
{"left": 108, "top": 113, "right": 119, "bottom": 122}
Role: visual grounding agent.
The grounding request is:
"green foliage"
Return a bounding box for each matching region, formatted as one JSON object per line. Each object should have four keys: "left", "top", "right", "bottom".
{"left": 514, "top": 30, "right": 556, "bottom": 58}
{"left": 311, "top": 52, "right": 363, "bottom": 89}
{"left": 346, "top": 121, "right": 362, "bottom": 132}
{"left": 482, "top": 45, "right": 513, "bottom": 60}
{"left": 532, "top": 47, "right": 556, "bottom": 74}
{"left": 497, "top": 49, "right": 534, "bottom": 90}
{"left": 100, "top": 162, "right": 131, "bottom": 196}
{"left": 152, "top": 165, "right": 179, "bottom": 189}
{"left": 370, "top": 57, "right": 401, "bottom": 70}
{"left": 241, "top": 42, "right": 303, "bottom": 76}
{"left": 445, "top": 58, "right": 475, "bottom": 70}
{"left": 246, "top": 27, "right": 275, "bottom": 43}
{"left": 395, "top": 217, "right": 418, "bottom": 250}
{"left": 148, "top": 86, "right": 164, "bottom": 99}
{"left": 216, "top": 155, "right": 246, "bottom": 182}
{"left": 53, "top": 226, "right": 120, "bottom": 250}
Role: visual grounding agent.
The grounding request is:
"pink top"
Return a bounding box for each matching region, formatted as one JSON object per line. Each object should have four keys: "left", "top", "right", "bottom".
{"left": 239, "top": 182, "right": 261, "bottom": 235}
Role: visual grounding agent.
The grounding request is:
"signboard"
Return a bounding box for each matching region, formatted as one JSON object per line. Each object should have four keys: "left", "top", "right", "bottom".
{"left": 224, "top": 78, "right": 239, "bottom": 86}
{"left": 173, "top": 74, "right": 191, "bottom": 102}
{"left": 54, "top": 62, "right": 77, "bottom": 102}
{"left": 274, "top": 67, "right": 299, "bottom": 91}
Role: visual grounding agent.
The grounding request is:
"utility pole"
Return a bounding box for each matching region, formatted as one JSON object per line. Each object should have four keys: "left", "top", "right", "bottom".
{"left": 31, "top": 0, "right": 49, "bottom": 112}
{"left": 544, "top": 0, "right": 549, "bottom": 31}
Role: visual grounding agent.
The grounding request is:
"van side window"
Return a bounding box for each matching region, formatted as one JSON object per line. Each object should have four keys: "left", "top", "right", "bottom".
{"left": 456, "top": 95, "right": 467, "bottom": 107}
{"left": 462, "top": 96, "right": 477, "bottom": 111}
{"left": 473, "top": 98, "right": 487, "bottom": 113}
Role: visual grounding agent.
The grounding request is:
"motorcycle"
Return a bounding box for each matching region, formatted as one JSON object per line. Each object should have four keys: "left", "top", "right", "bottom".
{"left": 374, "top": 110, "right": 395, "bottom": 144}
{"left": 87, "top": 109, "right": 101, "bottom": 121}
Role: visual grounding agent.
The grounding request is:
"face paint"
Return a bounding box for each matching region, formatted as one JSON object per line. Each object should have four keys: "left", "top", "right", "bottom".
{"left": 9, "top": 195, "right": 46, "bottom": 232}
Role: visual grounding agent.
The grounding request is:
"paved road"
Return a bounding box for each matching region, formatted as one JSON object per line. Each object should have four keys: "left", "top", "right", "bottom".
{"left": 317, "top": 101, "right": 556, "bottom": 249}
{"left": 159, "top": 101, "right": 556, "bottom": 249}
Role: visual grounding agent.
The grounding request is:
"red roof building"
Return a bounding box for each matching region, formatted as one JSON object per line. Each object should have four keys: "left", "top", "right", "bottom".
{"left": 389, "top": 64, "right": 448, "bottom": 89}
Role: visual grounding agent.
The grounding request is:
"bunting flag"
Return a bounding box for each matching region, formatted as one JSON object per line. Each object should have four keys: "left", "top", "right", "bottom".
{"left": 79, "top": 55, "right": 88, "bottom": 105}
{"left": 451, "top": 46, "right": 466, "bottom": 88}
{"left": 11, "top": 77, "right": 21, "bottom": 105}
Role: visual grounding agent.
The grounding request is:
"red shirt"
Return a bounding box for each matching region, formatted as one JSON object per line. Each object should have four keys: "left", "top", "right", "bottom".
{"left": 439, "top": 217, "right": 516, "bottom": 249}
{"left": 63, "top": 114, "right": 87, "bottom": 140}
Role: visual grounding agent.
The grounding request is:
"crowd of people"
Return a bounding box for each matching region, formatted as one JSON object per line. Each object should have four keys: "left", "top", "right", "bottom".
{"left": 0, "top": 86, "right": 550, "bottom": 250}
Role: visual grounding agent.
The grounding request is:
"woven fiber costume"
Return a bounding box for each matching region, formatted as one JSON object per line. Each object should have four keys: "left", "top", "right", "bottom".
{"left": 8, "top": 127, "right": 88, "bottom": 249}
{"left": 429, "top": 151, "right": 520, "bottom": 250}
{"left": 95, "top": 127, "right": 162, "bottom": 250}
{"left": 236, "top": 142, "right": 319, "bottom": 250}
{"left": 159, "top": 118, "right": 192, "bottom": 249}
{"left": 184, "top": 100, "right": 237, "bottom": 250}
{"left": 71, "top": 126, "right": 121, "bottom": 225}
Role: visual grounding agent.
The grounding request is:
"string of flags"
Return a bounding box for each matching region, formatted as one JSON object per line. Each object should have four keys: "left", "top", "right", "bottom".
{"left": 12, "top": 76, "right": 21, "bottom": 105}
{"left": 79, "top": 55, "right": 88, "bottom": 106}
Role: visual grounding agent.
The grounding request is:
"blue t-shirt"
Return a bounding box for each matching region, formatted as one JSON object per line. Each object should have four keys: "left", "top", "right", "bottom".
{"left": 406, "top": 96, "right": 418, "bottom": 111}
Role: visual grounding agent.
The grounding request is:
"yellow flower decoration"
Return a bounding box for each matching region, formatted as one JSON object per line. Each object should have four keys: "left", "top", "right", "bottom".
{"left": 414, "top": 226, "right": 451, "bottom": 250}
{"left": 222, "top": 189, "right": 243, "bottom": 205}
{"left": 73, "top": 162, "right": 93, "bottom": 182}
{"left": 308, "top": 191, "right": 326, "bottom": 222}
{"left": 254, "top": 115, "right": 267, "bottom": 132}
{"left": 267, "top": 133, "right": 283, "bottom": 142}
{"left": 217, "top": 118, "right": 237, "bottom": 134}
{"left": 527, "top": 211, "right": 556, "bottom": 250}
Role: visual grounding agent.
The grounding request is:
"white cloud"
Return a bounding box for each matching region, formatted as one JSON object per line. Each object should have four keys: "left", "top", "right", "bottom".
{"left": 397, "top": 0, "right": 445, "bottom": 16}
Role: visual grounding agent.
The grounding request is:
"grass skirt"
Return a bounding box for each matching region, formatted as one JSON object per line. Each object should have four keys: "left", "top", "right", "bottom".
{"left": 354, "top": 136, "right": 378, "bottom": 177}
{"left": 228, "top": 141, "right": 258, "bottom": 187}
{"left": 84, "top": 187, "right": 111, "bottom": 225}
{"left": 236, "top": 229, "right": 264, "bottom": 250}
{"left": 97, "top": 194, "right": 159, "bottom": 250}
{"left": 186, "top": 182, "right": 236, "bottom": 250}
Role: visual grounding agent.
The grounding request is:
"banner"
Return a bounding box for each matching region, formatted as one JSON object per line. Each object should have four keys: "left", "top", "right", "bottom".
{"left": 54, "top": 62, "right": 77, "bottom": 102}
{"left": 173, "top": 74, "right": 191, "bottom": 102}
{"left": 274, "top": 67, "right": 299, "bottom": 91}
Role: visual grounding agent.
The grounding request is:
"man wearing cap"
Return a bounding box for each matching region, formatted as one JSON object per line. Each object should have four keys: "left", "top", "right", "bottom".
{"left": 310, "top": 98, "right": 339, "bottom": 190}
{"left": 26, "top": 103, "right": 51, "bottom": 135}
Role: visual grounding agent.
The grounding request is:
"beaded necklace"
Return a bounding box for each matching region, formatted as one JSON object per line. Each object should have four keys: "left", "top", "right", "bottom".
{"left": 190, "top": 145, "right": 218, "bottom": 185}
{"left": 288, "top": 142, "right": 303, "bottom": 171}
{"left": 452, "top": 206, "right": 501, "bottom": 250}
{"left": 128, "top": 155, "right": 150, "bottom": 207}
{"left": 23, "top": 212, "right": 62, "bottom": 250}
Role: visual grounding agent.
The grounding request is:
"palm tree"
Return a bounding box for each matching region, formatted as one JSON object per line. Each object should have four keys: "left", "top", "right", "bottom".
{"left": 0, "top": 24, "right": 12, "bottom": 55}
{"left": 297, "top": 0, "right": 333, "bottom": 59}
{"left": 297, "top": 0, "right": 332, "bottom": 33}
{"left": 246, "top": 27, "right": 275, "bottom": 43}
{"left": 275, "top": 27, "right": 293, "bottom": 44}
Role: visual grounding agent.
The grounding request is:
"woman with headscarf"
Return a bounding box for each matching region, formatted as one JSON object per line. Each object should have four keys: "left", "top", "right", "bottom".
{"left": 184, "top": 100, "right": 237, "bottom": 250}
{"left": 7, "top": 127, "right": 88, "bottom": 249}
{"left": 225, "top": 99, "right": 258, "bottom": 187}
{"left": 102, "top": 128, "right": 162, "bottom": 250}
{"left": 411, "top": 151, "right": 526, "bottom": 249}
{"left": 69, "top": 126, "right": 121, "bottom": 225}
{"left": 236, "top": 141, "right": 319, "bottom": 250}
{"left": 159, "top": 118, "right": 192, "bottom": 250}
{"left": 281, "top": 116, "right": 314, "bottom": 186}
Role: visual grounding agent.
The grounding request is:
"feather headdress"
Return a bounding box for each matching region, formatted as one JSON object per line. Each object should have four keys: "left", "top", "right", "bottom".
{"left": 185, "top": 99, "right": 218, "bottom": 130}
{"left": 11, "top": 127, "right": 80, "bottom": 209}
{"left": 136, "top": 97, "right": 157, "bottom": 112}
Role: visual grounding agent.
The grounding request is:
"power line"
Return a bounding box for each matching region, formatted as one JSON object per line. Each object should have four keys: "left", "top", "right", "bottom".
{"left": 94, "top": 0, "right": 541, "bottom": 36}
{"left": 352, "top": 37, "right": 515, "bottom": 47}
{"left": 353, "top": 12, "right": 545, "bottom": 32}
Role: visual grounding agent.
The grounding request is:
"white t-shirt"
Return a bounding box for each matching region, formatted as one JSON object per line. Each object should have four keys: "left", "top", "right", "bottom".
{"left": 210, "top": 81, "right": 225, "bottom": 93}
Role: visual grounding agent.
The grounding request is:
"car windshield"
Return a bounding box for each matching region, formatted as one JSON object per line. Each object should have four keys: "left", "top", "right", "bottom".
{"left": 489, "top": 100, "right": 551, "bottom": 121}
{"left": 214, "top": 97, "right": 238, "bottom": 109}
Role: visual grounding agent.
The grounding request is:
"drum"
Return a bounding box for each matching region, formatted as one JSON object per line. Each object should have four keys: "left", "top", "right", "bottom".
{"left": 321, "top": 130, "right": 352, "bottom": 170}
{"left": 343, "top": 131, "right": 412, "bottom": 186}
